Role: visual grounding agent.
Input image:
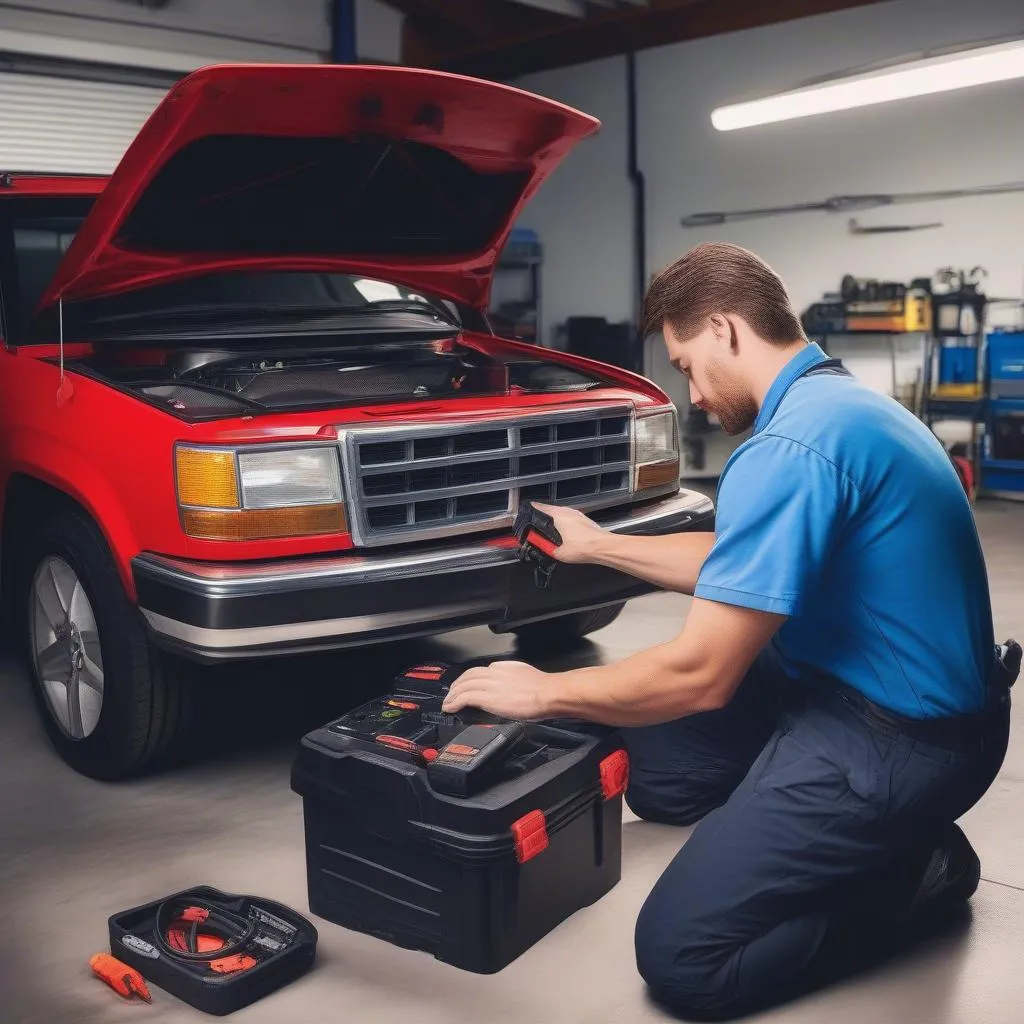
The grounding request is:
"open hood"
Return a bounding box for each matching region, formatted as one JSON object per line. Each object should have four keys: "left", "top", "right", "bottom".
{"left": 38, "top": 64, "right": 599, "bottom": 313}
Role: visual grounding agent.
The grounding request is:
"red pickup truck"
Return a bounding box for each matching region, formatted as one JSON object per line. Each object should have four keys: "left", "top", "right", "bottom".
{"left": 0, "top": 64, "right": 713, "bottom": 779}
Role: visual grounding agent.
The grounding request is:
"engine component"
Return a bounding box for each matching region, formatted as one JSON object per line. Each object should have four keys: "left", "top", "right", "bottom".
{"left": 80, "top": 341, "right": 607, "bottom": 421}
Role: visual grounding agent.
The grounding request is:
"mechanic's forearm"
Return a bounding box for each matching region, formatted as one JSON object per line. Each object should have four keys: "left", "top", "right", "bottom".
{"left": 542, "top": 644, "right": 725, "bottom": 727}
{"left": 588, "top": 530, "right": 716, "bottom": 593}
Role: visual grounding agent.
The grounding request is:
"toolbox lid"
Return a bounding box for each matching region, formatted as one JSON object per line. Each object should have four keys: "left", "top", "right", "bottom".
{"left": 290, "top": 720, "right": 626, "bottom": 862}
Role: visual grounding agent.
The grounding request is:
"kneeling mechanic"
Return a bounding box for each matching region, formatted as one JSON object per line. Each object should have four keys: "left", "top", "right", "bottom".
{"left": 442, "top": 242, "right": 1018, "bottom": 1020}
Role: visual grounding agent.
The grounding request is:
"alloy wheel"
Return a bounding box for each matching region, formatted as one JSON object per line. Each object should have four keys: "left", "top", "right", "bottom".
{"left": 29, "top": 556, "right": 105, "bottom": 740}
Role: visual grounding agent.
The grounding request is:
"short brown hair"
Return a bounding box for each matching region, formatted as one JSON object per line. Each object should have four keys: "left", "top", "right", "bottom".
{"left": 640, "top": 242, "right": 805, "bottom": 344}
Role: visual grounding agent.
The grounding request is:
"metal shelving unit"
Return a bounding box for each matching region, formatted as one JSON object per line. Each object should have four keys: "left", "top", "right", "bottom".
{"left": 489, "top": 227, "right": 542, "bottom": 344}
{"left": 809, "top": 329, "right": 925, "bottom": 411}
{"left": 919, "top": 280, "right": 989, "bottom": 489}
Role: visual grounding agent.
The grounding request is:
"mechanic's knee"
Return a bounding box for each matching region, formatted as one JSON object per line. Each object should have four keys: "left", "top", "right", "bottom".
{"left": 634, "top": 900, "right": 740, "bottom": 1021}
{"left": 625, "top": 770, "right": 730, "bottom": 827}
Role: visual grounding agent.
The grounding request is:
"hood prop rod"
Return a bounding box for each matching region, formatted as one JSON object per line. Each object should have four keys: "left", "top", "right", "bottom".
{"left": 56, "top": 298, "right": 73, "bottom": 406}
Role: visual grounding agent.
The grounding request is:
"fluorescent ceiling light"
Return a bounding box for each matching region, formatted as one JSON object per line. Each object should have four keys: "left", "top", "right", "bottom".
{"left": 711, "top": 38, "right": 1024, "bottom": 131}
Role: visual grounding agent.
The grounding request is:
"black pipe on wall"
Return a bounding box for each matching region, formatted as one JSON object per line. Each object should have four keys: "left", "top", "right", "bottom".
{"left": 625, "top": 50, "right": 646, "bottom": 369}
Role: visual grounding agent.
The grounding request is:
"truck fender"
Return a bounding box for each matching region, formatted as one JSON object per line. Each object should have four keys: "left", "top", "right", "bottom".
{"left": 1, "top": 433, "right": 141, "bottom": 600}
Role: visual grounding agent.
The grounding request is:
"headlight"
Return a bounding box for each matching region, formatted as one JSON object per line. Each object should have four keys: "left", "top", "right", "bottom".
{"left": 175, "top": 445, "right": 346, "bottom": 541}
{"left": 237, "top": 448, "right": 343, "bottom": 508}
{"left": 633, "top": 410, "right": 680, "bottom": 493}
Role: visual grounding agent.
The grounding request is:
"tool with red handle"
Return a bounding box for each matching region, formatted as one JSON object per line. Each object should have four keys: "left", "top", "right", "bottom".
{"left": 376, "top": 733, "right": 439, "bottom": 763}
{"left": 514, "top": 502, "right": 563, "bottom": 589}
{"left": 89, "top": 952, "right": 152, "bottom": 1002}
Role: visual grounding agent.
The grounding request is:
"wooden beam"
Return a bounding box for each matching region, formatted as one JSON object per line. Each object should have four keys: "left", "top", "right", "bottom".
{"left": 386, "top": 0, "right": 563, "bottom": 43}
{"left": 399, "top": 0, "right": 702, "bottom": 71}
{"left": 506, "top": 0, "right": 587, "bottom": 16}
{"left": 404, "top": 0, "right": 894, "bottom": 80}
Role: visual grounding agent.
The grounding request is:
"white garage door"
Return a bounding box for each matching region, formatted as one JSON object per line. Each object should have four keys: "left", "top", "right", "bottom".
{"left": 0, "top": 71, "right": 166, "bottom": 175}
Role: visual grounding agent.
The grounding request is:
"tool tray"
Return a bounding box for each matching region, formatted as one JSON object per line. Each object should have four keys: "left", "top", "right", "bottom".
{"left": 107, "top": 885, "right": 318, "bottom": 1015}
{"left": 290, "top": 664, "right": 628, "bottom": 973}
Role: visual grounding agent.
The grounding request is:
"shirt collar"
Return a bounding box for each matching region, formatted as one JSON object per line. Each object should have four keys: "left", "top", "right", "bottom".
{"left": 753, "top": 341, "right": 829, "bottom": 434}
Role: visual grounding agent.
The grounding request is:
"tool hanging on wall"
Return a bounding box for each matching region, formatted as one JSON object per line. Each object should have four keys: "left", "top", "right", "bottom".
{"left": 848, "top": 218, "right": 943, "bottom": 234}
{"left": 681, "top": 181, "right": 1024, "bottom": 227}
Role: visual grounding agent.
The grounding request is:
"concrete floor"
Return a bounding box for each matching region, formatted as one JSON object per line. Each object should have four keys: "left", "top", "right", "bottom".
{"left": 2, "top": 496, "right": 1023, "bottom": 1024}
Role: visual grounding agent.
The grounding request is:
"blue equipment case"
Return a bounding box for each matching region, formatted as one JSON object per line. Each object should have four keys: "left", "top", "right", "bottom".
{"left": 981, "top": 332, "right": 1024, "bottom": 496}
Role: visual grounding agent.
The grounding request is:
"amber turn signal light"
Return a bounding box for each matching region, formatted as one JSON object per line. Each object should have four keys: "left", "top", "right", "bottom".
{"left": 176, "top": 448, "right": 239, "bottom": 509}
{"left": 636, "top": 459, "right": 680, "bottom": 491}
{"left": 181, "top": 504, "right": 347, "bottom": 541}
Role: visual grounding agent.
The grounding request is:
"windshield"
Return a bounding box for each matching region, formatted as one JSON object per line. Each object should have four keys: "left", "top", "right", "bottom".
{"left": 0, "top": 197, "right": 481, "bottom": 344}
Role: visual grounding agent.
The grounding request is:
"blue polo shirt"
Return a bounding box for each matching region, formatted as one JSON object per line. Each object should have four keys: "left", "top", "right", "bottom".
{"left": 694, "top": 342, "right": 994, "bottom": 718}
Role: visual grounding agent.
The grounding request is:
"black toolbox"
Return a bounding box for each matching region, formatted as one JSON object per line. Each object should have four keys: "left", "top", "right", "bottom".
{"left": 290, "top": 663, "right": 629, "bottom": 974}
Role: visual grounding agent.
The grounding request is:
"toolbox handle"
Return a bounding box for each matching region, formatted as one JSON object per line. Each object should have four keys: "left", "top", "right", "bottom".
{"left": 410, "top": 783, "right": 606, "bottom": 863}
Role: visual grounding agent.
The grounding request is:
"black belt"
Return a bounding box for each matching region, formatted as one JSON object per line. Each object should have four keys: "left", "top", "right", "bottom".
{"left": 833, "top": 685, "right": 1002, "bottom": 750}
{"left": 827, "top": 640, "right": 1019, "bottom": 751}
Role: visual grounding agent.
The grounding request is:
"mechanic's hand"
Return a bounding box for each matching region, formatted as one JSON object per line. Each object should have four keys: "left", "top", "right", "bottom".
{"left": 529, "top": 502, "right": 606, "bottom": 564}
{"left": 442, "top": 661, "right": 551, "bottom": 720}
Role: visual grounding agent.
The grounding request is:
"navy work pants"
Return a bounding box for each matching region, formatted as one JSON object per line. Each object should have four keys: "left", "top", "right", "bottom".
{"left": 622, "top": 646, "right": 1011, "bottom": 1020}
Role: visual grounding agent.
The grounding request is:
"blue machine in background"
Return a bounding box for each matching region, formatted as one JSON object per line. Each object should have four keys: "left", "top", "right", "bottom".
{"left": 938, "top": 346, "right": 981, "bottom": 387}
{"left": 981, "top": 330, "right": 1024, "bottom": 497}
{"left": 988, "top": 331, "right": 1024, "bottom": 399}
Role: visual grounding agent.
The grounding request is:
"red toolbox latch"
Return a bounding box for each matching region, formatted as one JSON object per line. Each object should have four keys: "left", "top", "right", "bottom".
{"left": 401, "top": 664, "right": 447, "bottom": 681}
{"left": 599, "top": 749, "right": 630, "bottom": 800}
{"left": 511, "top": 810, "right": 549, "bottom": 863}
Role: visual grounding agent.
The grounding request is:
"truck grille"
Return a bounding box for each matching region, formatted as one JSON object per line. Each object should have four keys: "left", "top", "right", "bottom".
{"left": 339, "top": 406, "right": 633, "bottom": 546}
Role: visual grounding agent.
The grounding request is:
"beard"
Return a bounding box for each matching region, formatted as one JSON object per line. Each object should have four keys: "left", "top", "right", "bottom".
{"left": 704, "top": 358, "right": 757, "bottom": 435}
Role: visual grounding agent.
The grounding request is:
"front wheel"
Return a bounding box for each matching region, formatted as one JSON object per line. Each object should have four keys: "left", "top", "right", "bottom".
{"left": 20, "top": 509, "right": 190, "bottom": 780}
{"left": 510, "top": 602, "right": 626, "bottom": 653}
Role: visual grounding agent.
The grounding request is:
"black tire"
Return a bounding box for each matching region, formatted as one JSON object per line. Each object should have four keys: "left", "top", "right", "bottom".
{"left": 18, "top": 508, "right": 190, "bottom": 780}
{"left": 511, "top": 602, "right": 626, "bottom": 653}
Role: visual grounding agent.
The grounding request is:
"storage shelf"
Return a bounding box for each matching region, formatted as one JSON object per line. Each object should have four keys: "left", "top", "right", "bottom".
{"left": 923, "top": 399, "right": 988, "bottom": 420}
{"left": 807, "top": 329, "right": 928, "bottom": 337}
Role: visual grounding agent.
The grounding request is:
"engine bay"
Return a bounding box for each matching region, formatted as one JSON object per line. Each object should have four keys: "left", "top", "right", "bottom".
{"left": 71, "top": 339, "right": 606, "bottom": 422}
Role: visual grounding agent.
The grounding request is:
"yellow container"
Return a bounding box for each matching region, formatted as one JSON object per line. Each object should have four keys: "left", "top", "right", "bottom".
{"left": 845, "top": 292, "right": 932, "bottom": 333}
{"left": 903, "top": 293, "right": 932, "bottom": 332}
{"left": 932, "top": 382, "right": 984, "bottom": 399}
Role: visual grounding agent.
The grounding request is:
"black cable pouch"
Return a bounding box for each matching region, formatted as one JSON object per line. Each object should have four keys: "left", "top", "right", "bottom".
{"left": 108, "top": 885, "right": 317, "bottom": 1016}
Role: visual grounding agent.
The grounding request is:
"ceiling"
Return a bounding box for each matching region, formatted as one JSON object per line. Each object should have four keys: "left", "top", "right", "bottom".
{"left": 387, "top": 0, "right": 893, "bottom": 80}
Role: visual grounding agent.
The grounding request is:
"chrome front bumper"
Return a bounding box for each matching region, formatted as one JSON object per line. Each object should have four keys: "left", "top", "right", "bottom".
{"left": 132, "top": 489, "right": 714, "bottom": 661}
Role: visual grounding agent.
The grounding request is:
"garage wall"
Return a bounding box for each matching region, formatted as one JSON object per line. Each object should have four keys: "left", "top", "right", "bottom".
{"left": 504, "top": 54, "right": 635, "bottom": 350}
{"left": 0, "top": 1, "right": 404, "bottom": 66}
{"left": 356, "top": 0, "right": 403, "bottom": 64}
{"left": 0, "top": 72, "right": 168, "bottom": 173}
{"left": 0, "top": 0, "right": 332, "bottom": 64}
{"left": 0, "top": 0, "right": 404, "bottom": 173}
{"left": 512, "top": 0, "right": 1024, "bottom": 351}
